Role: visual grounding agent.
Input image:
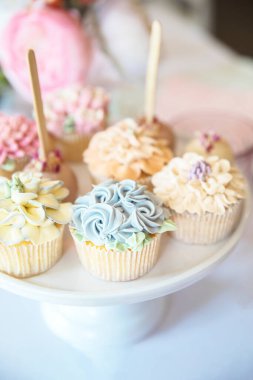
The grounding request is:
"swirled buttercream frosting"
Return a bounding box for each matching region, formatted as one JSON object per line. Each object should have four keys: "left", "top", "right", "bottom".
{"left": 0, "top": 172, "right": 72, "bottom": 245}
{"left": 84, "top": 118, "right": 173, "bottom": 181}
{"left": 71, "top": 180, "right": 176, "bottom": 251}
{"left": 152, "top": 153, "right": 246, "bottom": 215}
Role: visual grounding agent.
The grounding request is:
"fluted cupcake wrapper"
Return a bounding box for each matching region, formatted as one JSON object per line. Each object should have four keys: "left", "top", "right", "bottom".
{"left": 0, "top": 227, "right": 64, "bottom": 278}
{"left": 72, "top": 233, "right": 161, "bottom": 282}
{"left": 54, "top": 133, "right": 91, "bottom": 162}
{"left": 171, "top": 201, "right": 243, "bottom": 245}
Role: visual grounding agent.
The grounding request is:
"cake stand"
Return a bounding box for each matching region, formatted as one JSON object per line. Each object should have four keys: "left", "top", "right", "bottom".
{"left": 0, "top": 166, "right": 250, "bottom": 354}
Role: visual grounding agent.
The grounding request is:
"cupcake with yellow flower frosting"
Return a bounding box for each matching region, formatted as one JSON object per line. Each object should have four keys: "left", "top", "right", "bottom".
{"left": 70, "top": 179, "right": 176, "bottom": 281}
{"left": 84, "top": 118, "right": 173, "bottom": 188}
{"left": 0, "top": 172, "right": 72, "bottom": 278}
{"left": 152, "top": 153, "right": 246, "bottom": 244}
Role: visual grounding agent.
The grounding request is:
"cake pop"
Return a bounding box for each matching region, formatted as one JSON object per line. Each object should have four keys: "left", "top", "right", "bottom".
{"left": 185, "top": 131, "right": 234, "bottom": 162}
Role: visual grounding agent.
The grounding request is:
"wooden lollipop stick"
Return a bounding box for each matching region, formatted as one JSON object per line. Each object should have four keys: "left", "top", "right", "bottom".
{"left": 145, "top": 20, "right": 162, "bottom": 124}
{"left": 27, "top": 49, "right": 49, "bottom": 161}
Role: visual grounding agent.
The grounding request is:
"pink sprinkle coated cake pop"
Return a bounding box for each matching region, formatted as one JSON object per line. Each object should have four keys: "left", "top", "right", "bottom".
{"left": 0, "top": 113, "right": 39, "bottom": 177}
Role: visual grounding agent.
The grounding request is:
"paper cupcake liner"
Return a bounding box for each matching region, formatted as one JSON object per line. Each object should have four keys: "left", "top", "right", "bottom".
{"left": 72, "top": 233, "right": 161, "bottom": 281}
{"left": 0, "top": 227, "right": 64, "bottom": 278}
{"left": 171, "top": 201, "right": 243, "bottom": 244}
{"left": 52, "top": 133, "right": 91, "bottom": 162}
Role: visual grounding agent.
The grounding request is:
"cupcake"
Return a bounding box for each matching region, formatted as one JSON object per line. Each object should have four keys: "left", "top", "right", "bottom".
{"left": 84, "top": 118, "right": 173, "bottom": 188}
{"left": 152, "top": 153, "right": 246, "bottom": 244}
{"left": 0, "top": 172, "right": 72, "bottom": 278}
{"left": 44, "top": 85, "right": 109, "bottom": 161}
{"left": 185, "top": 131, "right": 234, "bottom": 162}
{"left": 25, "top": 149, "right": 78, "bottom": 203}
{"left": 0, "top": 113, "right": 38, "bottom": 178}
{"left": 138, "top": 116, "right": 174, "bottom": 149}
{"left": 70, "top": 179, "right": 176, "bottom": 281}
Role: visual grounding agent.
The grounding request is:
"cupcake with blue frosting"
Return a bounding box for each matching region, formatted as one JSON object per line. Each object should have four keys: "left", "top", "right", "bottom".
{"left": 70, "top": 180, "right": 175, "bottom": 281}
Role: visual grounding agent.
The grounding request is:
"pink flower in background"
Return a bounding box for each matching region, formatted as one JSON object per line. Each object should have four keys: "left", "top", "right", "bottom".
{"left": 0, "top": 7, "right": 91, "bottom": 102}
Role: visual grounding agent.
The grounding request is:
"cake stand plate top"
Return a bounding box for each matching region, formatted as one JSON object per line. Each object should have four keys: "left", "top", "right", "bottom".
{"left": 0, "top": 195, "right": 249, "bottom": 307}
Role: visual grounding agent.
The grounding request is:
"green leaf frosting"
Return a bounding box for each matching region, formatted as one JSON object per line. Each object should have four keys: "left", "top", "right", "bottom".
{"left": 63, "top": 116, "right": 76, "bottom": 134}
{"left": 159, "top": 220, "right": 177, "bottom": 233}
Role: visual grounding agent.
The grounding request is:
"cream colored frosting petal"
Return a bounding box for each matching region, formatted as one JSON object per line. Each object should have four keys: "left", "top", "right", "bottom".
{"left": 0, "top": 225, "right": 24, "bottom": 245}
{"left": 39, "top": 180, "right": 64, "bottom": 194}
{"left": 0, "top": 211, "right": 26, "bottom": 228}
{"left": 11, "top": 192, "right": 37, "bottom": 205}
{"left": 0, "top": 209, "right": 11, "bottom": 224}
{"left": 51, "top": 187, "right": 70, "bottom": 201}
{"left": 37, "top": 194, "right": 60, "bottom": 210}
{"left": 38, "top": 224, "right": 61, "bottom": 244}
{"left": 21, "top": 223, "right": 60, "bottom": 244}
{"left": 0, "top": 199, "right": 13, "bottom": 211}
{"left": 46, "top": 203, "right": 72, "bottom": 224}
{"left": 19, "top": 205, "right": 46, "bottom": 226}
{"left": 21, "top": 223, "right": 40, "bottom": 244}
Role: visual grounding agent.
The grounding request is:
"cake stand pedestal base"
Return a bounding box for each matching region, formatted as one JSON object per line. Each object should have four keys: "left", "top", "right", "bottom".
{"left": 41, "top": 297, "right": 166, "bottom": 351}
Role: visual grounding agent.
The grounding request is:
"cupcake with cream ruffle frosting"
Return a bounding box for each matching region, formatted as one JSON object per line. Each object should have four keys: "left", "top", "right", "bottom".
{"left": 84, "top": 118, "right": 173, "bottom": 188}
{"left": 152, "top": 153, "right": 246, "bottom": 244}
{"left": 44, "top": 85, "right": 109, "bottom": 161}
{"left": 70, "top": 179, "right": 176, "bottom": 281}
{"left": 0, "top": 172, "right": 72, "bottom": 278}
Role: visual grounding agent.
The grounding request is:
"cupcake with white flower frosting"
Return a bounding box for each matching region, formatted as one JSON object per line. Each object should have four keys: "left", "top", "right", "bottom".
{"left": 0, "top": 172, "right": 72, "bottom": 278}
{"left": 70, "top": 179, "right": 175, "bottom": 281}
{"left": 152, "top": 153, "right": 246, "bottom": 244}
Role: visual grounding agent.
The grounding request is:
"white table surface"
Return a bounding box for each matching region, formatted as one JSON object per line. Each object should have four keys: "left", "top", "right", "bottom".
{"left": 0, "top": 204, "right": 252, "bottom": 380}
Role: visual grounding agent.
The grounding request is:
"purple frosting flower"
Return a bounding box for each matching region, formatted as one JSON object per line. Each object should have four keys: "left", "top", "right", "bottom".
{"left": 200, "top": 132, "right": 220, "bottom": 153}
{"left": 189, "top": 160, "right": 211, "bottom": 181}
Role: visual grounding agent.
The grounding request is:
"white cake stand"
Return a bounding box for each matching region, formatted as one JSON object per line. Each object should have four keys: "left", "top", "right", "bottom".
{"left": 0, "top": 167, "right": 250, "bottom": 354}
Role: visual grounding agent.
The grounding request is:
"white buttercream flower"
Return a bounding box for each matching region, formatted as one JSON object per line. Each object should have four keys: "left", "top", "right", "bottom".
{"left": 0, "top": 172, "right": 72, "bottom": 245}
{"left": 152, "top": 153, "right": 246, "bottom": 215}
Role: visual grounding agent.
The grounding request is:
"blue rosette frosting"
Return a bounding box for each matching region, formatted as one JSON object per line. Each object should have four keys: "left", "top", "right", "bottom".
{"left": 71, "top": 180, "right": 176, "bottom": 251}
